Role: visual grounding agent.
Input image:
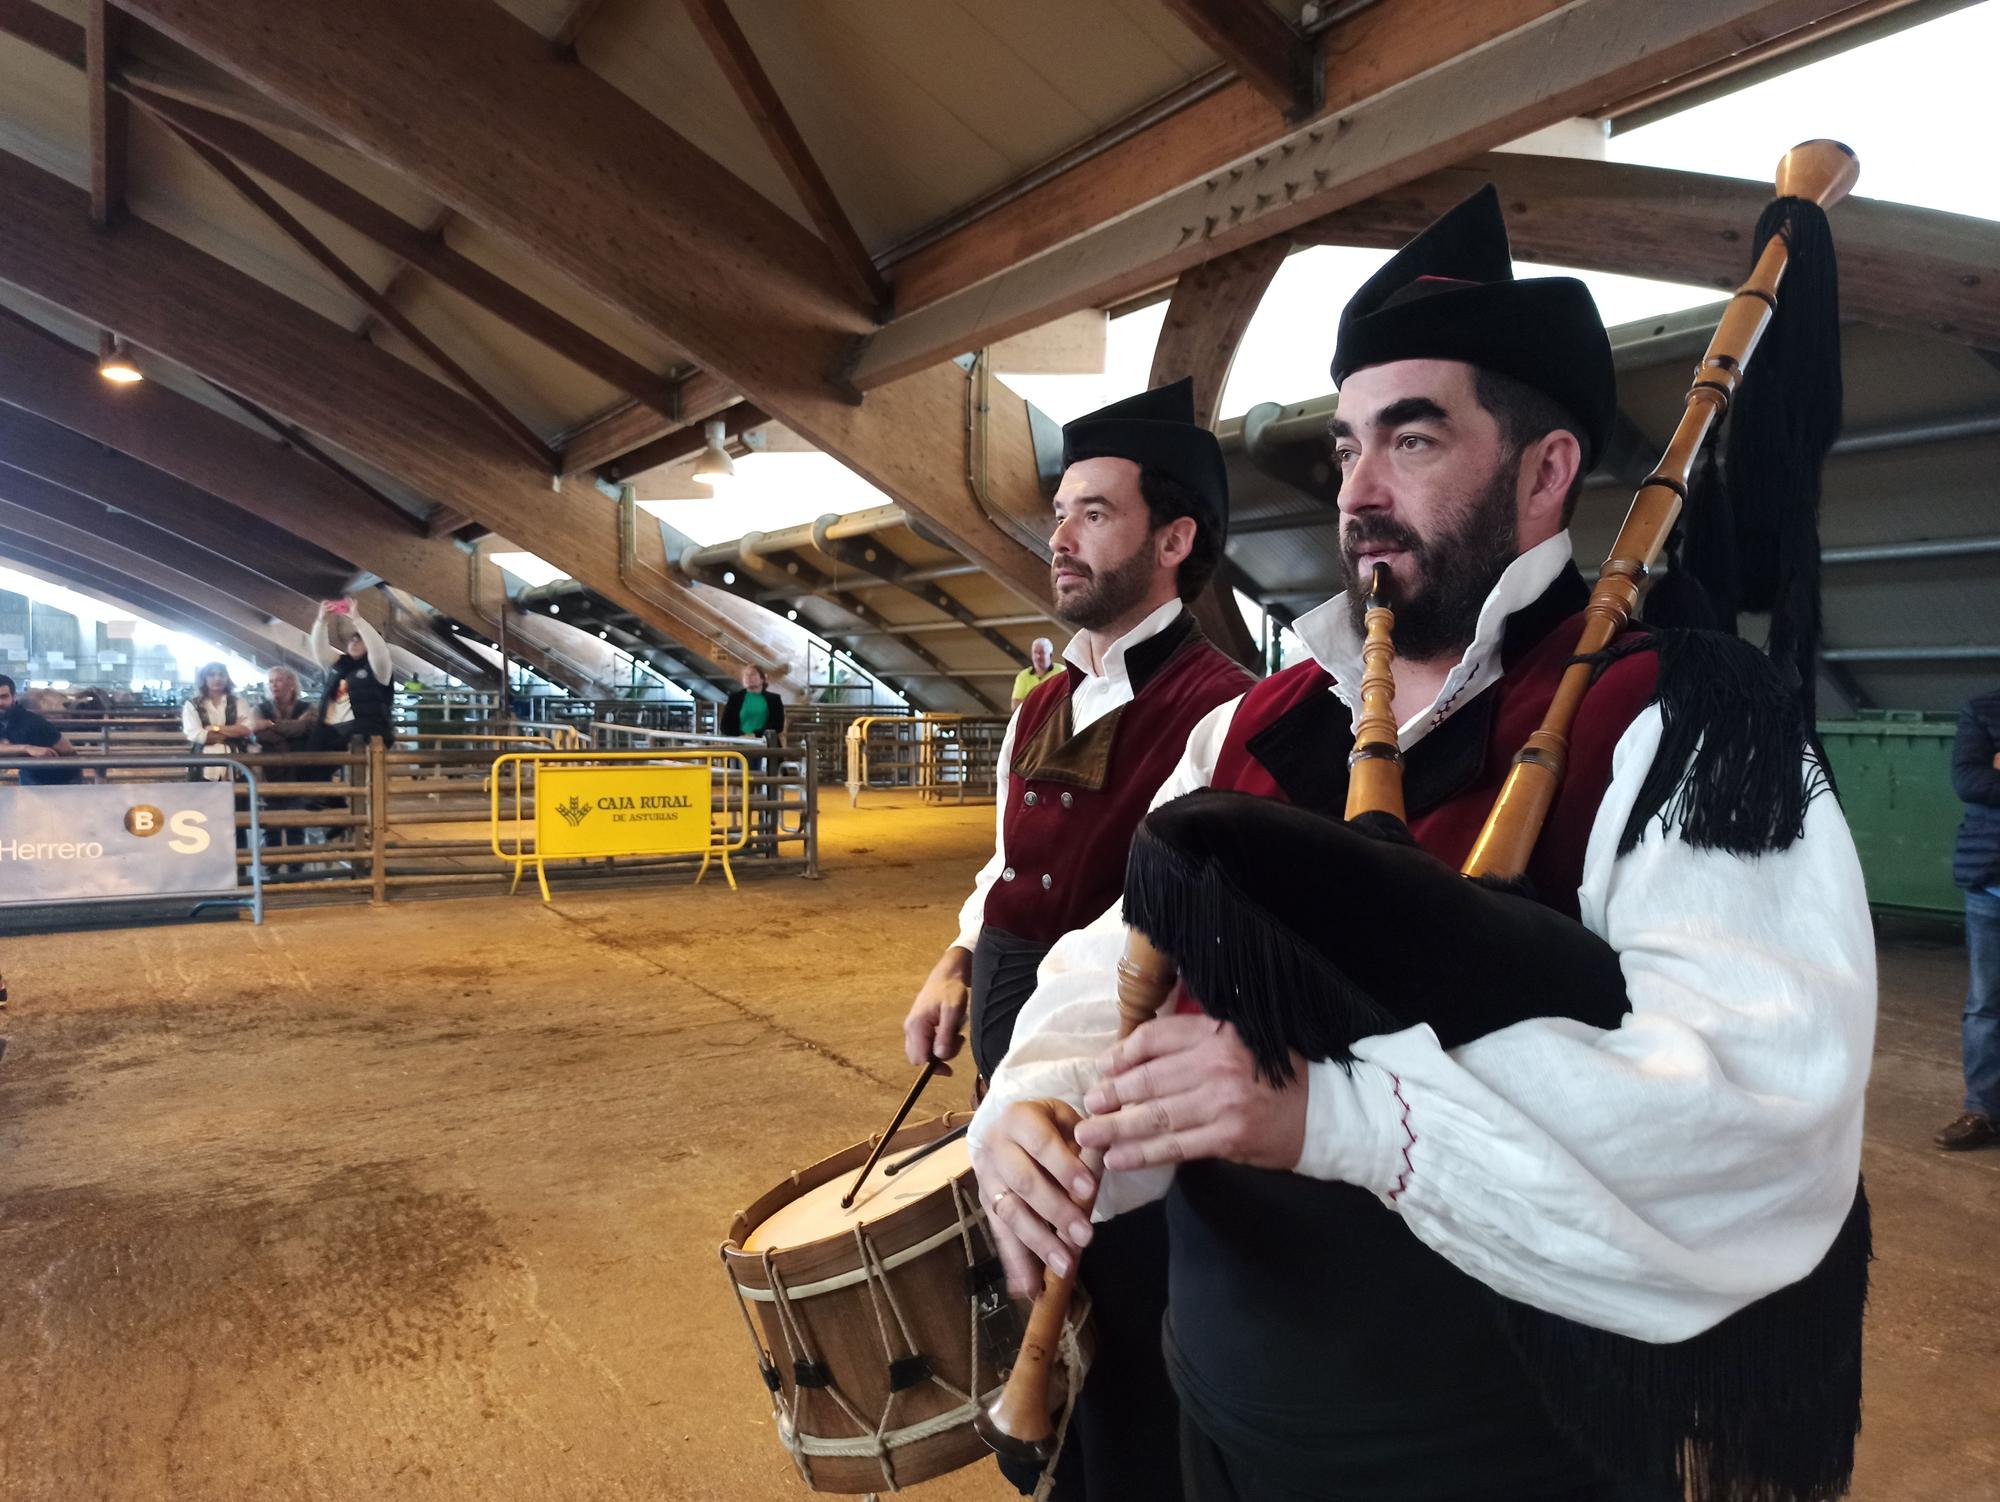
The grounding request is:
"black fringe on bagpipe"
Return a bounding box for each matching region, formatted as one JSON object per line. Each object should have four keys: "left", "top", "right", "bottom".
{"left": 1647, "top": 198, "right": 1843, "bottom": 725}
{"left": 1591, "top": 628, "right": 1834, "bottom": 861}
{"left": 1118, "top": 820, "right": 1399, "bottom": 1086}
{"left": 1499, "top": 1183, "right": 1871, "bottom": 1502}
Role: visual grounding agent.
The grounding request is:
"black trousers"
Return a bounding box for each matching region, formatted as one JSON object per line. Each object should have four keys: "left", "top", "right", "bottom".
{"left": 1178, "top": 1412, "right": 1678, "bottom": 1502}
{"left": 970, "top": 927, "right": 1052, "bottom": 1081}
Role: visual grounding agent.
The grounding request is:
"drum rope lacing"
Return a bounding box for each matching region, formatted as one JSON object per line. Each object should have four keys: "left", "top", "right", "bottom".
{"left": 720, "top": 1161, "right": 1089, "bottom": 1495}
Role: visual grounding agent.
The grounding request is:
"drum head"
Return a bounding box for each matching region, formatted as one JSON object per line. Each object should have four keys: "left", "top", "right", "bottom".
{"left": 743, "top": 1136, "right": 971, "bottom": 1254}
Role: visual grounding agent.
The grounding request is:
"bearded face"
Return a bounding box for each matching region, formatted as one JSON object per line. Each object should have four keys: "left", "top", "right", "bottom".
{"left": 1338, "top": 455, "right": 1520, "bottom": 661}
{"left": 1051, "top": 535, "right": 1158, "bottom": 632}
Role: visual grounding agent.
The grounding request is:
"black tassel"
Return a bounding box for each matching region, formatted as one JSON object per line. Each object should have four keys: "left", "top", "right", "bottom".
{"left": 1499, "top": 1181, "right": 1871, "bottom": 1502}
{"left": 1723, "top": 198, "right": 1843, "bottom": 723}
{"left": 1614, "top": 629, "right": 1833, "bottom": 859}
{"left": 1646, "top": 446, "right": 1730, "bottom": 634}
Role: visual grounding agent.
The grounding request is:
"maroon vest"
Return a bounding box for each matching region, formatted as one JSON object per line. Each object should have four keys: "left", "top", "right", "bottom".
{"left": 984, "top": 612, "right": 1254, "bottom": 946}
{"left": 1209, "top": 571, "right": 1657, "bottom": 915}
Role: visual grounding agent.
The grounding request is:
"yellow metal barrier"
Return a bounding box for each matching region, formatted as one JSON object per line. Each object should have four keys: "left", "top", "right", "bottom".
{"left": 490, "top": 749, "right": 749, "bottom": 903}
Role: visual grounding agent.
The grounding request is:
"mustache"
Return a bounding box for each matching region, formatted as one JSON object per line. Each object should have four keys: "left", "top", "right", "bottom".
{"left": 1051, "top": 552, "right": 1093, "bottom": 580}
{"left": 1340, "top": 517, "right": 1424, "bottom": 567}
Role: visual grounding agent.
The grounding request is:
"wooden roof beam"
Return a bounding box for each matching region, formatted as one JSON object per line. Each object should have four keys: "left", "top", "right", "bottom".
{"left": 86, "top": 1, "right": 127, "bottom": 228}
{"left": 882, "top": 0, "right": 1888, "bottom": 317}
{"left": 849, "top": 0, "right": 1868, "bottom": 388}
{"left": 604, "top": 401, "right": 769, "bottom": 484}
{"left": 0, "top": 155, "right": 784, "bottom": 678}
{"left": 0, "top": 317, "right": 605, "bottom": 695}
{"left": 204, "top": 383, "right": 425, "bottom": 534}
{"left": 682, "top": 0, "right": 891, "bottom": 314}
{"left": 152, "top": 111, "right": 561, "bottom": 474}
{"left": 0, "top": 517, "right": 318, "bottom": 672}
{"left": 549, "top": 0, "right": 609, "bottom": 55}
{"left": 0, "top": 3, "right": 690, "bottom": 421}
{"left": 1159, "top": 0, "right": 1320, "bottom": 121}
{"left": 1148, "top": 237, "right": 1290, "bottom": 669}
{"left": 1293, "top": 152, "right": 2000, "bottom": 351}
{"left": 0, "top": 467, "right": 319, "bottom": 624}
{"left": 111, "top": 0, "right": 1057, "bottom": 609}
{"left": 126, "top": 87, "right": 688, "bottom": 421}
{"left": 558, "top": 369, "right": 739, "bottom": 477}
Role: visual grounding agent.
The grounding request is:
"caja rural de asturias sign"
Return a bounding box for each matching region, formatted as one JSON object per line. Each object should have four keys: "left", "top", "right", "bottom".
{"left": 535, "top": 763, "right": 714, "bottom": 860}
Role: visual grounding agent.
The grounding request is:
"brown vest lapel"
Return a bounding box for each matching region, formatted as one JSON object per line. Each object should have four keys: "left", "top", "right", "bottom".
{"left": 1012, "top": 614, "right": 1209, "bottom": 790}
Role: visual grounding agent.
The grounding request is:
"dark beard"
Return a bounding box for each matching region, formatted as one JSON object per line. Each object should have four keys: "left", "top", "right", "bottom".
{"left": 1341, "top": 461, "right": 1521, "bottom": 661}
{"left": 1052, "top": 540, "right": 1156, "bottom": 631}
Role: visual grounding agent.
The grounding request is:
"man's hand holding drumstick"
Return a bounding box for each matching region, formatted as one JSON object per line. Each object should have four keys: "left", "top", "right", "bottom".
{"left": 979, "top": 1014, "right": 1309, "bottom": 1297}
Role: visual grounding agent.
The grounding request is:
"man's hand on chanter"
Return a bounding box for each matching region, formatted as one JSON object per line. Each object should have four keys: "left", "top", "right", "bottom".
{"left": 1075, "top": 1013, "right": 1308, "bottom": 1173}
{"left": 977, "top": 1098, "right": 1096, "bottom": 1298}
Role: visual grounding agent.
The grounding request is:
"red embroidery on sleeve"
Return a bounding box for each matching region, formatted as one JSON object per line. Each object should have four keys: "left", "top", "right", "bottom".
{"left": 1387, "top": 1073, "right": 1416, "bottom": 1202}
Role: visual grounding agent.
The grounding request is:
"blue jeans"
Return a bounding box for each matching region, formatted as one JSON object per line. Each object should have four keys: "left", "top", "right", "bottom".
{"left": 1965, "top": 889, "right": 2000, "bottom": 1117}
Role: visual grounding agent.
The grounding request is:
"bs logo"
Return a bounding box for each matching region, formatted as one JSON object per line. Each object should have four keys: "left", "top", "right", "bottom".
{"left": 124, "top": 804, "right": 213, "bottom": 853}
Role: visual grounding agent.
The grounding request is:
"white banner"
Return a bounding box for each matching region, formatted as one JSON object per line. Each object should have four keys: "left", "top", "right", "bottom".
{"left": 0, "top": 781, "right": 238, "bottom": 905}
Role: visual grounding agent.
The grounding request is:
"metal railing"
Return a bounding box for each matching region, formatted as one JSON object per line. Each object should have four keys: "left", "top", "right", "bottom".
{"left": 589, "top": 722, "right": 819, "bottom": 878}
{"left": 490, "top": 748, "right": 753, "bottom": 901}
{"left": 844, "top": 714, "right": 1006, "bottom": 806}
{"left": 9, "top": 726, "right": 818, "bottom": 907}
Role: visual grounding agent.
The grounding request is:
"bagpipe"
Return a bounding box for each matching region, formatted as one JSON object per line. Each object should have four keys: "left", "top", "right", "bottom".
{"left": 982, "top": 141, "right": 1869, "bottom": 1502}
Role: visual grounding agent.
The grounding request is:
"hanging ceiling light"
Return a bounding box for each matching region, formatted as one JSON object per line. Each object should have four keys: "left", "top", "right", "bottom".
{"left": 690, "top": 420, "right": 735, "bottom": 488}
{"left": 97, "top": 331, "right": 142, "bottom": 384}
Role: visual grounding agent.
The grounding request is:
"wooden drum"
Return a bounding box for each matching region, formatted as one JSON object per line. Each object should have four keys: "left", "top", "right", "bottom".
{"left": 720, "top": 1115, "right": 1082, "bottom": 1494}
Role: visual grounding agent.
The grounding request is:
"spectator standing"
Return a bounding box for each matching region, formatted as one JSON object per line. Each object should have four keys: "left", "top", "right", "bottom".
{"left": 253, "top": 666, "right": 318, "bottom": 755}
{"left": 1938, "top": 685, "right": 2000, "bottom": 1150}
{"left": 1010, "top": 636, "right": 1061, "bottom": 708}
{"left": 252, "top": 666, "right": 319, "bottom": 851}
{"left": 307, "top": 601, "right": 396, "bottom": 752}
{"left": 181, "top": 662, "right": 254, "bottom": 779}
{"left": 721, "top": 664, "right": 784, "bottom": 740}
{"left": 0, "top": 673, "right": 81, "bottom": 785}
{"left": 722, "top": 665, "right": 784, "bottom": 855}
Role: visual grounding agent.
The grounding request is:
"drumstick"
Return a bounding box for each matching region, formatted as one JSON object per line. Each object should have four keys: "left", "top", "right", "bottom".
{"left": 884, "top": 1122, "right": 969, "bottom": 1177}
{"left": 840, "top": 1057, "right": 942, "bottom": 1209}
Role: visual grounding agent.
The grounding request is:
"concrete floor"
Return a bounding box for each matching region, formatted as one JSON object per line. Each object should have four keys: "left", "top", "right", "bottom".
{"left": 0, "top": 796, "right": 1992, "bottom": 1501}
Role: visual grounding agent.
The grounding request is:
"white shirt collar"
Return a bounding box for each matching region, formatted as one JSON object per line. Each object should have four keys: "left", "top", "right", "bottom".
{"left": 1061, "top": 598, "right": 1185, "bottom": 733}
{"left": 1292, "top": 533, "right": 1573, "bottom": 747}
{"left": 1061, "top": 597, "right": 1184, "bottom": 686}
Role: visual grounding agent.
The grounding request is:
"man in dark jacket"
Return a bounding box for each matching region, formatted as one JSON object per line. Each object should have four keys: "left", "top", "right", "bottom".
{"left": 0, "top": 674, "right": 81, "bottom": 785}
{"left": 1938, "top": 686, "right": 2000, "bottom": 1150}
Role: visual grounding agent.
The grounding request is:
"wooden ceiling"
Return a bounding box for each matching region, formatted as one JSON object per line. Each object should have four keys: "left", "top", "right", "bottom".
{"left": 0, "top": 0, "right": 1987, "bottom": 703}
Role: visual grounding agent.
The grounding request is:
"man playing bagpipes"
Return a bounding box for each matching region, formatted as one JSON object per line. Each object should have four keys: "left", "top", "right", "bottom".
{"left": 969, "top": 163, "right": 1876, "bottom": 1502}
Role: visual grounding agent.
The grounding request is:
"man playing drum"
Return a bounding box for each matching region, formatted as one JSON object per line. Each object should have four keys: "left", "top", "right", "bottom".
{"left": 971, "top": 186, "right": 1876, "bottom": 1501}
{"left": 901, "top": 377, "right": 1252, "bottom": 1498}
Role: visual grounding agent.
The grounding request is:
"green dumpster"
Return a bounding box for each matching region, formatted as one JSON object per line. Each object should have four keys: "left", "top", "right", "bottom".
{"left": 1816, "top": 711, "right": 1963, "bottom": 920}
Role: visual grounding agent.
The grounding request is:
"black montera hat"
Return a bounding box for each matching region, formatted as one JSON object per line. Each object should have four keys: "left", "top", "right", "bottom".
{"left": 1061, "top": 377, "right": 1229, "bottom": 544}
{"left": 1331, "top": 185, "right": 1615, "bottom": 466}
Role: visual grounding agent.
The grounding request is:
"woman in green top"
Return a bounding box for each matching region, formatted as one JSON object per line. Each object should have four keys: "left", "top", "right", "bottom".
{"left": 723, "top": 666, "right": 785, "bottom": 854}
{"left": 722, "top": 665, "right": 784, "bottom": 738}
{"left": 1010, "top": 636, "right": 1062, "bottom": 707}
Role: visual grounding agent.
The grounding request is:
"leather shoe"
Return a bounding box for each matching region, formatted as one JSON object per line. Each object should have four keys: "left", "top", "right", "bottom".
{"left": 1934, "top": 1111, "right": 1999, "bottom": 1151}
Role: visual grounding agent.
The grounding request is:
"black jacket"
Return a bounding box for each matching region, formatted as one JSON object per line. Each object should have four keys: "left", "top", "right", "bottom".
{"left": 721, "top": 689, "right": 783, "bottom": 738}
{"left": 1953, "top": 688, "right": 2000, "bottom": 890}
{"left": 320, "top": 653, "right": 396, "bottom": 743}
